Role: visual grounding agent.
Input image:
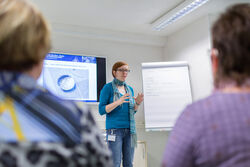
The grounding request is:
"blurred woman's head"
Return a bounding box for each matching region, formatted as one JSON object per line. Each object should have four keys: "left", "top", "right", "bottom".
{"left": 112, "top": 61, "right": 130, "bottom": 82}
{"left": 212, "top": 4, "right": 250, "bottom": 88}
{"left": 0, "top": 0, "right": 51, "bottom": 72}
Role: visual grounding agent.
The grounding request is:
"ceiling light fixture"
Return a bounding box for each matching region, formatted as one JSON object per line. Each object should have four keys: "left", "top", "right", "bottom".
{"left": 152, "top": 0, "right": 210, "bottom": 31}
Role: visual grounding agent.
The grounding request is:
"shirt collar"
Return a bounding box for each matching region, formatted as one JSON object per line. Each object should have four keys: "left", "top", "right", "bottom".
{"left": 0, "top": 71, "right": 37, "bottom": 90}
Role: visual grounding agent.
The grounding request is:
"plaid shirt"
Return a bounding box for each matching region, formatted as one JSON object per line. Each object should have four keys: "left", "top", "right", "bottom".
{"left": 0, "top": 71, "right": 112, "bottom": 167}
{"left": 162, "top": 91, "right": 250, "bottom": 167}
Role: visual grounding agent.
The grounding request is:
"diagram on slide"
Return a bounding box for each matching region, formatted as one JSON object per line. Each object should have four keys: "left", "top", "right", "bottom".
{"left": 42, "top": 67, "right": 89, "bottom": 100}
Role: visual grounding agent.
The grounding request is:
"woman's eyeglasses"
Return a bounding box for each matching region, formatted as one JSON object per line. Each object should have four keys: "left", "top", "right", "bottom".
{"left": 116, "top": 69, "right": 130, "bottom": 73}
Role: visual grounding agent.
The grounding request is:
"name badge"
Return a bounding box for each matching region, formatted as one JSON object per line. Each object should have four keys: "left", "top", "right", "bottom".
{"left": 107, "top": 135, "right": 116, "bottom": 141}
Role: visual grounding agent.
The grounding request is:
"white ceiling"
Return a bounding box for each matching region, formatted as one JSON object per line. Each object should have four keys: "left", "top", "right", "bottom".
{"left": 31, "top": 0, "right": 250, "bottom": 37}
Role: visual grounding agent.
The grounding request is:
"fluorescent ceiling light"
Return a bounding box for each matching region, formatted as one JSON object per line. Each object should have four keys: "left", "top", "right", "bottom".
{"left": 152, "top": 0, "right": 210, "bottom": 31}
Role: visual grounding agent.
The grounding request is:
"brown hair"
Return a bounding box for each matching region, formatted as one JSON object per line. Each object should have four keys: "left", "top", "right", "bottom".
{"left": 0, "top": 0, "right": 51, "bottom": 71}
{"left": 112, "top": 61, "right": 128, "bottom": 77}
{"left": 212, "top": 3, "right": 250, "bottom": 87}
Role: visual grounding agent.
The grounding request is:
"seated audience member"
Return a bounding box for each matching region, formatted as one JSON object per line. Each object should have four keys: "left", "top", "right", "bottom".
{"left": 0, "top": 0, "right": 112, "bottom": 166}
{"left": 162, "top": 3, "right": 250, "bottom": 167}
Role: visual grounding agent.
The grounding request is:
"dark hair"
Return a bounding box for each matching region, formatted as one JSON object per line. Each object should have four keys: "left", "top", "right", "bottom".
{"left": 212, "top": 4, "right": 250, "bottom": 87}
{"left": 112, "top": 61, "right": 128, "bottom": 77}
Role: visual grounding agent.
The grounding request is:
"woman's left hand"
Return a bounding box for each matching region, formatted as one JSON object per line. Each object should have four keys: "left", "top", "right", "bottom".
{"left": 133, "top": 93, "right": 144, "bottom": 105}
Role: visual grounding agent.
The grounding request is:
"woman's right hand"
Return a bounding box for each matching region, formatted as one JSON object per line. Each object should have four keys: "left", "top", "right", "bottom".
{"left": 105, "top": 93, "right": 130, "bottom": 113}
{"left": 117, "top": 93, "right": 130, "bottom": 105}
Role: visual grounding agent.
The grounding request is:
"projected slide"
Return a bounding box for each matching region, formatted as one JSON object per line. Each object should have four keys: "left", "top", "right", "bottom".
{"left": 38, "top": 53, "right": 97, "bottom": 101}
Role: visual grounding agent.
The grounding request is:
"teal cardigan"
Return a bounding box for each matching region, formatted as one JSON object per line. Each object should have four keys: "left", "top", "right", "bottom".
{"left": 99, "top": 82, "right": 134, "bottom": 130}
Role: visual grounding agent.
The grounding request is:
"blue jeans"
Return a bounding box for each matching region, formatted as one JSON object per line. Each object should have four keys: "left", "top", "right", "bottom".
{"left": 107, "top": 128, "right": 135, "bottom": 167}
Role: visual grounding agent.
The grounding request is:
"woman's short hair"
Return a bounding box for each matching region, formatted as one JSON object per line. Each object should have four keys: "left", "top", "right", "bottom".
{"left": 0, "top": 0, "right": 51, "bottom": 71}
{"left": 112, "top": 61, "right": 128, "bottom": 77}
{"left": 212, "top": 4, "right": 250, "bottom": 87}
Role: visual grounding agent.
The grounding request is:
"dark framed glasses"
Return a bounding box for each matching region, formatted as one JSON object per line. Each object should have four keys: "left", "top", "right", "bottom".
{"left": 116, "top": 69, "right": 130, "bottom": 73}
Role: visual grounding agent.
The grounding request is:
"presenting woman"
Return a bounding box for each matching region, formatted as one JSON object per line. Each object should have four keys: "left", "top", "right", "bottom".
{"left": 99, "top": 61, "right": 144, "bottom": 167}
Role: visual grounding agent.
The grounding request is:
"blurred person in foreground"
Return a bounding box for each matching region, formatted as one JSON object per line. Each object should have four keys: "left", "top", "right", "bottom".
{"left": 162, "top": 3, "right": 250, "bottom": 167}
{"left": 0, "top": 0, "right": 112, "bottom": 166}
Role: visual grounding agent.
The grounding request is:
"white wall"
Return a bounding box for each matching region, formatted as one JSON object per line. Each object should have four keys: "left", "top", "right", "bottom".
{"left": 163, "top": 16, "right": 214, "bottom": 101}
{"left": 51, "top": 27, "right": 168, "bottom": 167}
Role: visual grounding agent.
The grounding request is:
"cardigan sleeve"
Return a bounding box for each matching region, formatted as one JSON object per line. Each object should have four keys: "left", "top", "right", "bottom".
{"left": 98, "top": 84, "right": 111, "bottom": 115}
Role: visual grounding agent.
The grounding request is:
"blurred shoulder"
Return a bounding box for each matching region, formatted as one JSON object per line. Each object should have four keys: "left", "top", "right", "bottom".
{"left": 182, "top": 94, "right": 216, "bottom": 117}
{"left": 188, "top": 93, "right": 216, "bottom": 108}
{"left": 37, "top": 89, "right": 89, "bottom": 117}
{"left": 73, "top": 102, "right": 96, "bottom": 125}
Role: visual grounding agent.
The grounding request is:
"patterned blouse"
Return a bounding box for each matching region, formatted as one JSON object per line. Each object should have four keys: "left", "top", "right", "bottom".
{"left": 0, "top": 71, "right": 113, "bottom": 167}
